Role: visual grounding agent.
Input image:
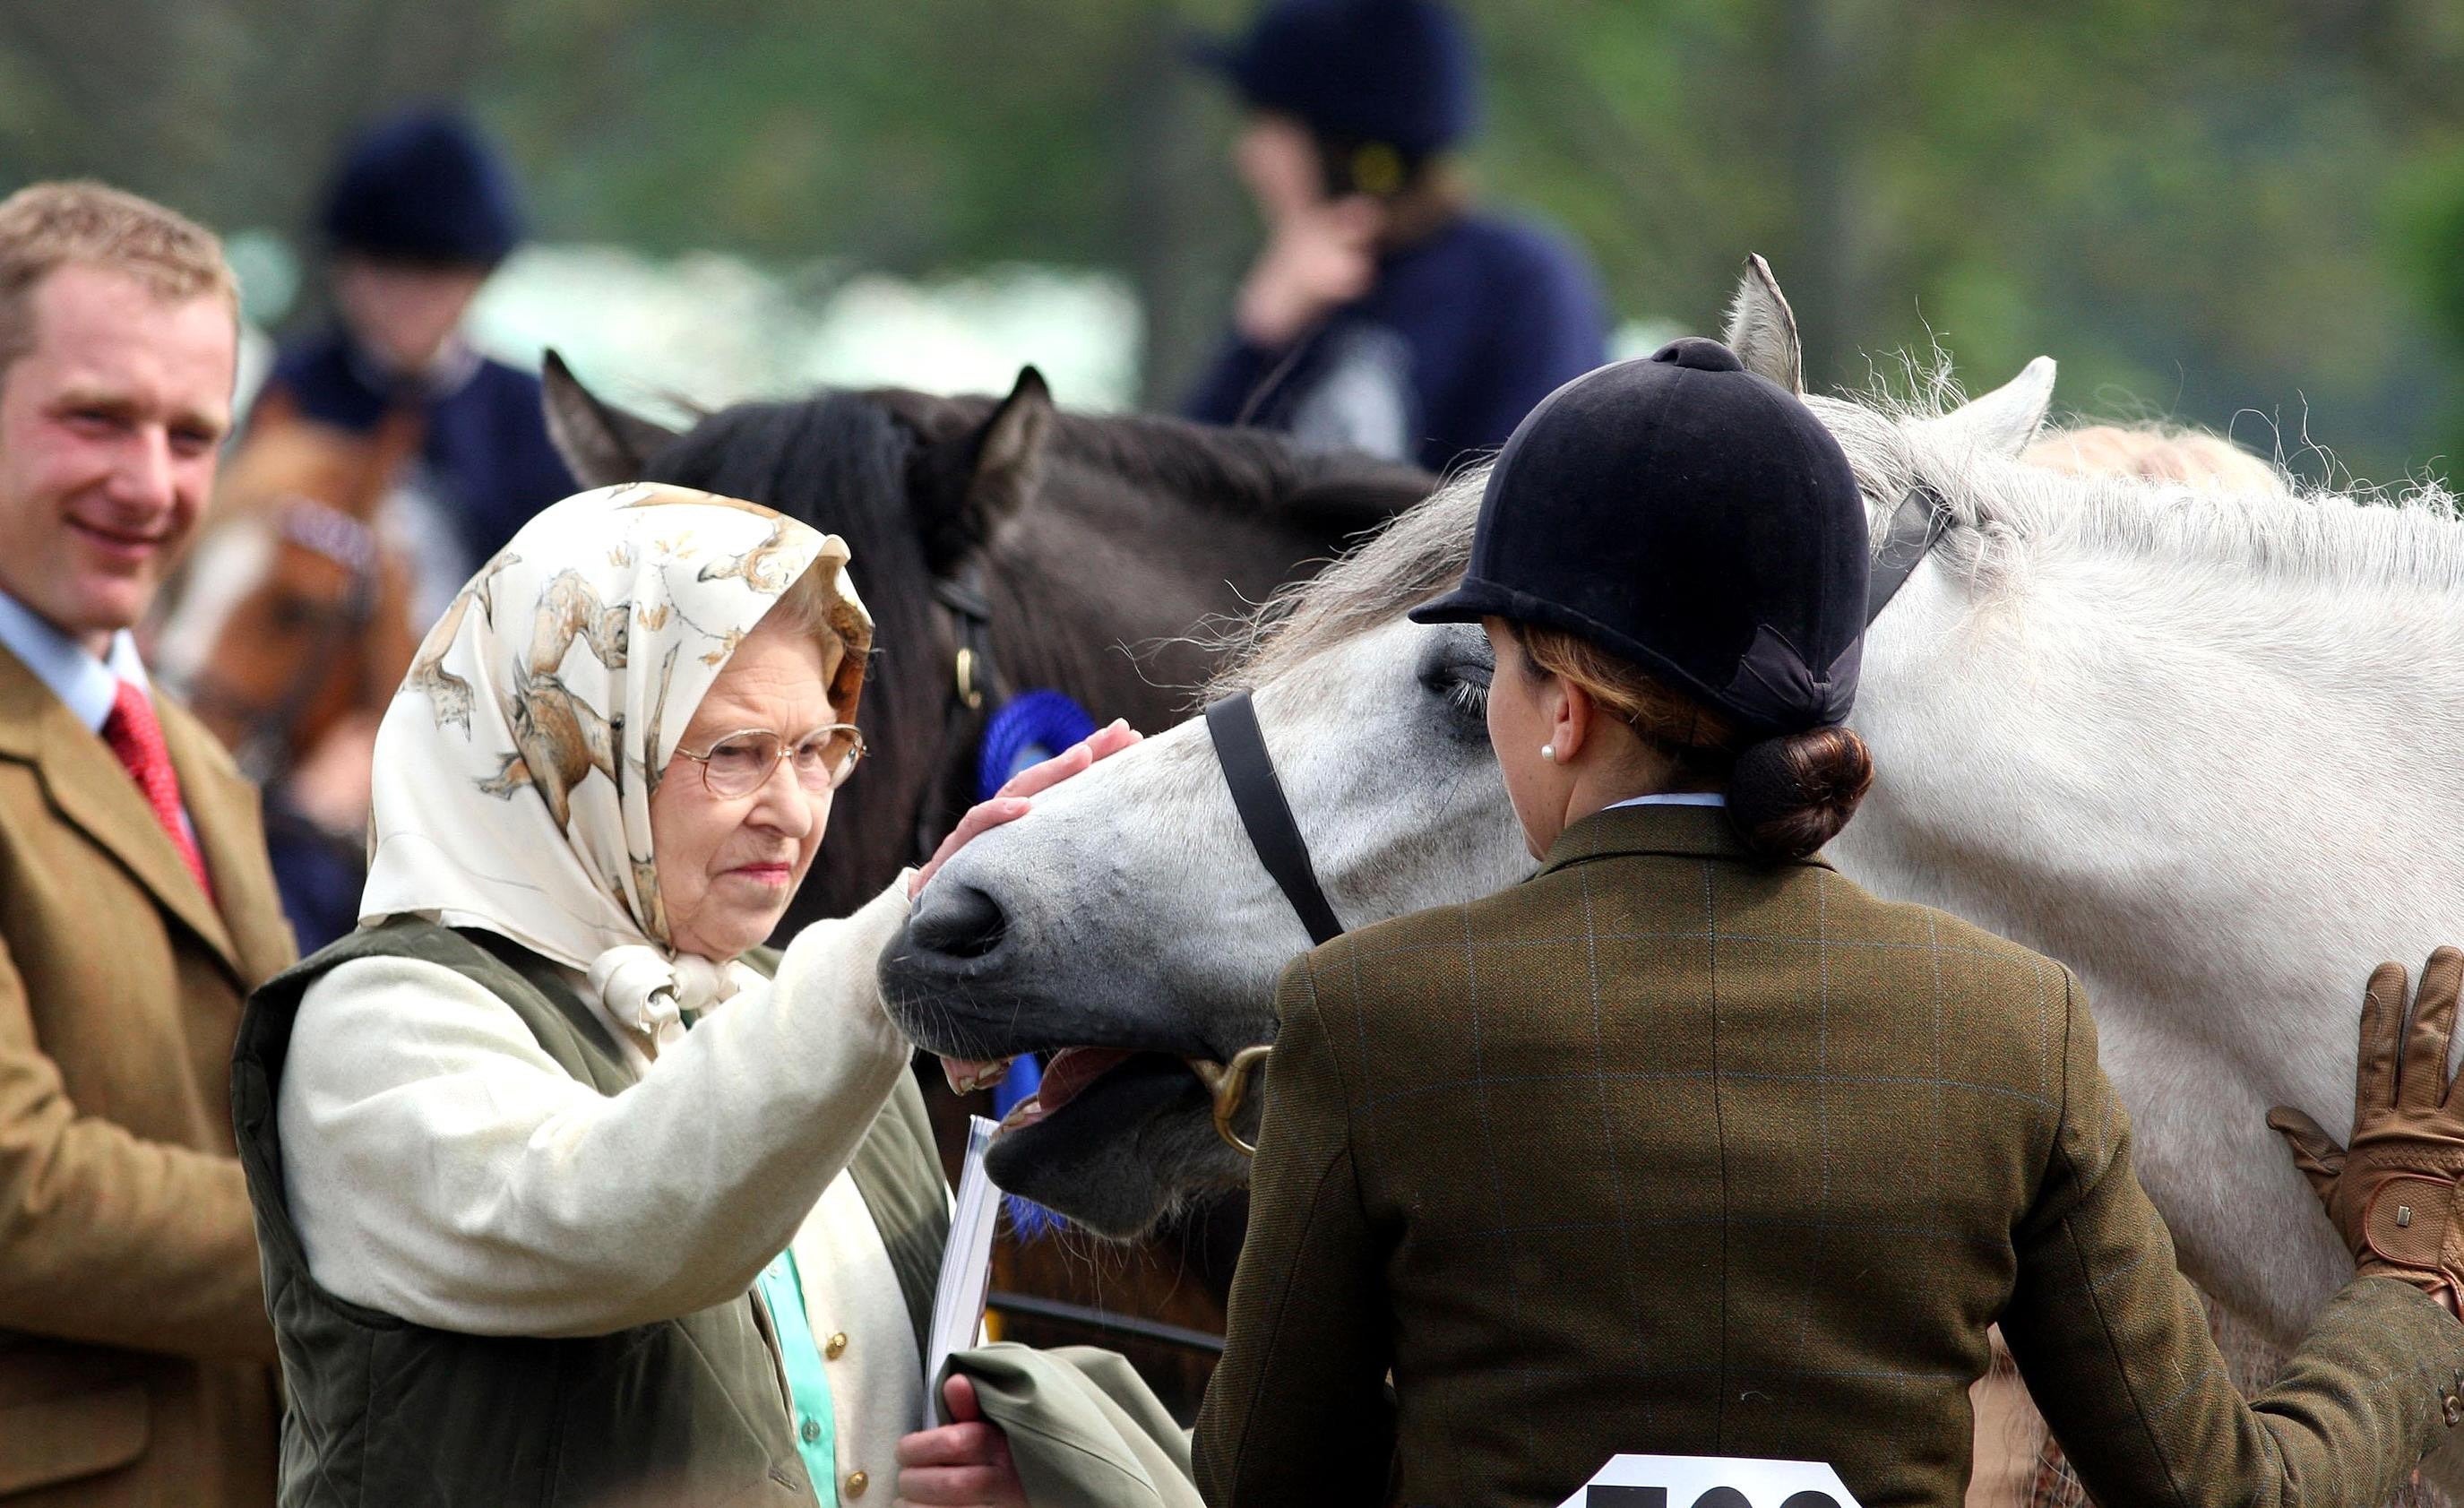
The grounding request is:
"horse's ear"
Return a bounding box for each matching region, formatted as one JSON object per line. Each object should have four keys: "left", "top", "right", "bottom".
{"left": 912, "top": 366, "right": 1054, "bottom": 572}
{"left": 1917, "top": 356, "right": 2057, "bottom": 459}
{"left": 1723, "top": 254, "right": 1805, "bottom": 396}
{"left": 969, "top": 366, "right": 1055, "bottom": 525}
{"left": 542, "top": 349, "right": 682, "bottom": 487}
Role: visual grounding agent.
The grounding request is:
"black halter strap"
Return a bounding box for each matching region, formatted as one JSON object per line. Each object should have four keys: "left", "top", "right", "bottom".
{"left": 914, "top": 563, "right": 1004, "bottom": 864}
{"left": 1866, "top": 482, "right": 1951, "bottom": 625}
{"left": 1204, "top": 691, "right": 1348, "bottom": 946}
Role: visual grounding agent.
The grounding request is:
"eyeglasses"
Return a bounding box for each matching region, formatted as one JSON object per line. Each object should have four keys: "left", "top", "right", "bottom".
{"left": 674, "top": 725, "right": 866, "bottom": 798}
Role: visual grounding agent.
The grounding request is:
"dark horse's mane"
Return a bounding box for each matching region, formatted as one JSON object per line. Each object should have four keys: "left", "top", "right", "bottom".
{"left": 885, "top": 392, "right": 1409, "bottom": 520}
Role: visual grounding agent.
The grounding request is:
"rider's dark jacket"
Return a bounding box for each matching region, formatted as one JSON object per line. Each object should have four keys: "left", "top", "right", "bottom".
{"left": 1196, "top": 802, "right": 2464, "bottom": 1508}
{"left": 1183, "top": 211, "right": 1606, "bottom": 476}
{"left": 263, "top": 330, "right": 575, "bottom": 570}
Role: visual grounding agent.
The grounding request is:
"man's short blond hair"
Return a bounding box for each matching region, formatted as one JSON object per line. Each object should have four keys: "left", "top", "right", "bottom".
{"left": 0, "top": 181, "right": 237, "bottom": 375}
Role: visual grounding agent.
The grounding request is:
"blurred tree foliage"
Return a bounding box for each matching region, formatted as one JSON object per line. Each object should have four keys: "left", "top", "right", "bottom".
{"left": 7, "top": 0, "right": 2464, "bottom": 479}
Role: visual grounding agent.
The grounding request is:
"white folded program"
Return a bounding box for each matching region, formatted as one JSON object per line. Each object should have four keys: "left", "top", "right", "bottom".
{"left": 1556, "top": 1454, "right": 1863, "bottom": 1508}
{"left": 924, "top": 1115, "right": 1003, "bottom": 1428}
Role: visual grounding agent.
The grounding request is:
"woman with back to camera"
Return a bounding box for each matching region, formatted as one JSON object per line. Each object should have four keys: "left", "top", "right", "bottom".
{"left": 1192, "top": 340, "right": 2464, "bottom": 1507}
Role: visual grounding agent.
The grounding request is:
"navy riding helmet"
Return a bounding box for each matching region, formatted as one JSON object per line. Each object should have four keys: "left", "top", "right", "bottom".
{"left": 1410, "top": 338, "right": 1871, "bottom": 737}
{"left": 323, "top": 106, "right": 523, "bottom": 269}
{"left": 1196, "top": 0, "right": 1478, "bottom": 160}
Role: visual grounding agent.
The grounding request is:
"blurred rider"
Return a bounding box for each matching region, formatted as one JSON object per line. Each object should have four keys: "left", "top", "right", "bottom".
{"left": 250, "top": 105, "right": 573, "bottom": 610}
{"left": 1184, "top": 0, "right": 1608, "bottom": 473}
{"left": 229, "top": 108, "right": 575, "bottom": 951}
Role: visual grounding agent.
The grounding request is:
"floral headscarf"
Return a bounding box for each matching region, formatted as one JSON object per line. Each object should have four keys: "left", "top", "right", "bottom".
{"left": 360, "top": 483, "right": 873, "bottom": 975}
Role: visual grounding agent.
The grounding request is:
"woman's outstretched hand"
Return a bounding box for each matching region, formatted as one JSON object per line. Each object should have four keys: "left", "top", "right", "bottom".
{"left": 2270, "top": 946, "right": 2464, "bottom": 1317}
{"left": 908, "top": 720, "right": 1142, "bottom": 900}
{"left": 892, "top": 1374, "right": 1026, "bottom": 1507}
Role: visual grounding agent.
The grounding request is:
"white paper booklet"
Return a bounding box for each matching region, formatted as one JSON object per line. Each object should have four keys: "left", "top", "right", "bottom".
{"left": 923, "top": 1115, "right": 1002, "bottom": 1426}
{"left": 1555, "top": 1453, "right": 1863, "bottom": 1508}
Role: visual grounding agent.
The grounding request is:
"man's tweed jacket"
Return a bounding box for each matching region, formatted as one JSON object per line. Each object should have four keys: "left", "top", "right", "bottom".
{"left": 1193, "top": 804, "right": 2464, "bottom": 1508}
{"left": 0, "top": 643, "right": 294, "bottom": 1504}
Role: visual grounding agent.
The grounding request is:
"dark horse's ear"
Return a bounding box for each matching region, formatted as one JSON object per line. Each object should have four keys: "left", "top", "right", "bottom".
{"left": 542, "top": 349, "right": 685, "bottom": 488}
{"left": 909, "top": 366, "right": 1054, "bottom": 574}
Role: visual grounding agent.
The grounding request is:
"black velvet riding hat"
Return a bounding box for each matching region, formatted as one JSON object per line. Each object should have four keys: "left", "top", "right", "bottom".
{"left": 323, "top": 107, "right": 524, "bottom": 269}
{"left": 1410, "top": 338, "right": 1869, "bottom": 735}
{"left": 1196, "top": 0, "right": 1478, "bottom": 158}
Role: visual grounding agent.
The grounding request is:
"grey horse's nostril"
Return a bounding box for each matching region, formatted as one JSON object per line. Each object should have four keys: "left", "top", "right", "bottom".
{"left": 909, "top": 883, "right": 1008, "bottom": 961}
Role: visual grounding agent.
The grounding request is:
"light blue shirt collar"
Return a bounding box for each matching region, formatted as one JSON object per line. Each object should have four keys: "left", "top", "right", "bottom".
{"left": 0, "top": 589, "right": 151, "bottom": 734}
{"left": 1607, "top": 792, "right": 1727, "bottom": 810}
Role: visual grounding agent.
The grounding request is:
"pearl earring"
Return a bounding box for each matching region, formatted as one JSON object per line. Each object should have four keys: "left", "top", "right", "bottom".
{"left": 1540, "top": 744, "right": 1557, "bottom": 763}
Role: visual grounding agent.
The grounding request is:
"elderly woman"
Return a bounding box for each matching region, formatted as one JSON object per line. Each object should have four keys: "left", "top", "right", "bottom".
{"left": 232, "top": 485, "right": 1117, "bottom": 1507}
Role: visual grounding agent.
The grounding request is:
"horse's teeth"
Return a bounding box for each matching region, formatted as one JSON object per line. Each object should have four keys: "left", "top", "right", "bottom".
{"left": 940, "top": 1056, "right": 1014, "bottom": 1095}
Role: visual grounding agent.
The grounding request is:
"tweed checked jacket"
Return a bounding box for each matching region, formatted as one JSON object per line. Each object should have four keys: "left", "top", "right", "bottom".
{"left": 1193, "top": 804, "right": 2464, "bottom": 1508}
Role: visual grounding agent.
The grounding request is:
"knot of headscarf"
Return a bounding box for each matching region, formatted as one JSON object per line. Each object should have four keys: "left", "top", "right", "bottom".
{"left": 588, "top": 946, "right": 740, "bottom": 1054}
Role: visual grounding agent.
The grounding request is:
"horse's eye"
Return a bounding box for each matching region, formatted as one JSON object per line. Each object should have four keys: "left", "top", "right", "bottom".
{"left": 1416, "top": 629, "right": 1495, "bottom": 737}
{"left": 1443, "top": 670, "right": 1490, "bottom": 718}
{"left": 1421, "top": 659, "right": 1490, "bottom": 722}
{"left": 268, "top": 597, "right": 317, "bottom": 633}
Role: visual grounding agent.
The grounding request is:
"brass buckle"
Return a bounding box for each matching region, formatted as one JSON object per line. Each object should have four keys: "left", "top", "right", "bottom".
{"left": 954, "top": 646, "right": 984, "bottom": 711}
{"left": 1186, "top": 1046, "right": 1272, "bottom": 1157}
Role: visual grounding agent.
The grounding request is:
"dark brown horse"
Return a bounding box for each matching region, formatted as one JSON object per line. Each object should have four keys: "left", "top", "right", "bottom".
{"left": 544, "top": 355, "right": 1430, "bottom": 1415}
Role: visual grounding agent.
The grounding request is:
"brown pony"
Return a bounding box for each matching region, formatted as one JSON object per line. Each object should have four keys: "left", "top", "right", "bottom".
{"left": 152, "top": 395, "right": 424, "bottom": 783}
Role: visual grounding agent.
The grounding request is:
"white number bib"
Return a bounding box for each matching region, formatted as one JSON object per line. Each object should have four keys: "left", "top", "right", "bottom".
{"left": 1555, "top": 1453, "right": 1863, "bottom": 1508}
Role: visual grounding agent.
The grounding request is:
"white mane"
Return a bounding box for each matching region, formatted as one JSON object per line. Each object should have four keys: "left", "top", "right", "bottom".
{"left": 1821, "top": 392, "right": 2464, "bottom": 597}
{"left": 1209, "top": 463, "right": 1487, "bottom": 695}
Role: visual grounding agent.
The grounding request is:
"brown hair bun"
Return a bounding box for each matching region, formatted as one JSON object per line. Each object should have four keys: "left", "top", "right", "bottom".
{"left": 1508, "top": 620, "right": 1876, "bottom": 863}
{"left": 1727, "top": 727, "right": 1874, "bottom": 862}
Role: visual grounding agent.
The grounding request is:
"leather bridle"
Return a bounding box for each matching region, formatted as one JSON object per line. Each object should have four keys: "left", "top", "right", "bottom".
{"left": 913, "top": 560, "right": 1003, "bottom": 865}
{"left": 1189, "top": 481, "right": 1956, "bottom": 1156}
{"left": 1202, "top": 693, "right": 1348, "bottom": 947}
{"left": 1865, "top": 482, "right": 1951, "bottom": 623}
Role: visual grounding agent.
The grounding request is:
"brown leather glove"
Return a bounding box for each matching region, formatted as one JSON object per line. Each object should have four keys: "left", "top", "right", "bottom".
{"left": 2270, "top": 946, "right": 2464, "bottom": 1315}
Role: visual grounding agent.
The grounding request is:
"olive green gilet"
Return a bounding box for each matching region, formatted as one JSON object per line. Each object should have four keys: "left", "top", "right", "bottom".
{"left": 231, "top": 916, "right": 952, "bottom": 1508}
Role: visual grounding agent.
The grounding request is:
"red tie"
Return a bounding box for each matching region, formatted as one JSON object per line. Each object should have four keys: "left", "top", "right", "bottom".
{"left": 102, "top": 679, "right": 213, "bottom": 900}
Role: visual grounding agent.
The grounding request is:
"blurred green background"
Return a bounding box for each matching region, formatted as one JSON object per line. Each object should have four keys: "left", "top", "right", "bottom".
{"left": 7, "top": 0, "right": 2464, "bottom": 483}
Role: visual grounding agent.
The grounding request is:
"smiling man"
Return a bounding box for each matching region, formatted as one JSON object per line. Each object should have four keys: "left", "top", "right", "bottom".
{"left": 0, "top": 182, "right": 295, "bottom": 1505}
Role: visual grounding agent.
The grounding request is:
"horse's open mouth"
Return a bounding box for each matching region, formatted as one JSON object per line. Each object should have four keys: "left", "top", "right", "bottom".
{"left": 943, "top": 1042, "right": 1268, "bottom": 1166}
{"left": 942, "top": 1047, "right": 1164, "bottom": 1133}
{"left": 929, "top": 1048, "right": 1256, "bottom": 1235}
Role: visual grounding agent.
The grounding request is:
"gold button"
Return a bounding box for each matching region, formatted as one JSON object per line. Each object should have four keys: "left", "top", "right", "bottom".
{"left": 825, "top": 1331, "right": 848, "bottom": 1360}
{"left": 2444, "top": 1393, "right": 2462, "bottom": 1428}
{"left": 845, "top": 1469, "right": 868, "bottom": 1497}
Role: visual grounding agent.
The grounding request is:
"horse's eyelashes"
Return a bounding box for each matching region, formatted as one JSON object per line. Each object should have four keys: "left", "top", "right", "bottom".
{"left": 1443, "top": 676, "right": 1489, "bottom": 717}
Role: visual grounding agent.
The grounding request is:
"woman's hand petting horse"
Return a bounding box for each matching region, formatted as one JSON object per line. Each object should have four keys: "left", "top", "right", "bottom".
{"left": 893, "top": 1375, "right": 1026, "bottom": 1508}
{"left": 908, "top": 720, "right": 1143, "bottom": 900}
